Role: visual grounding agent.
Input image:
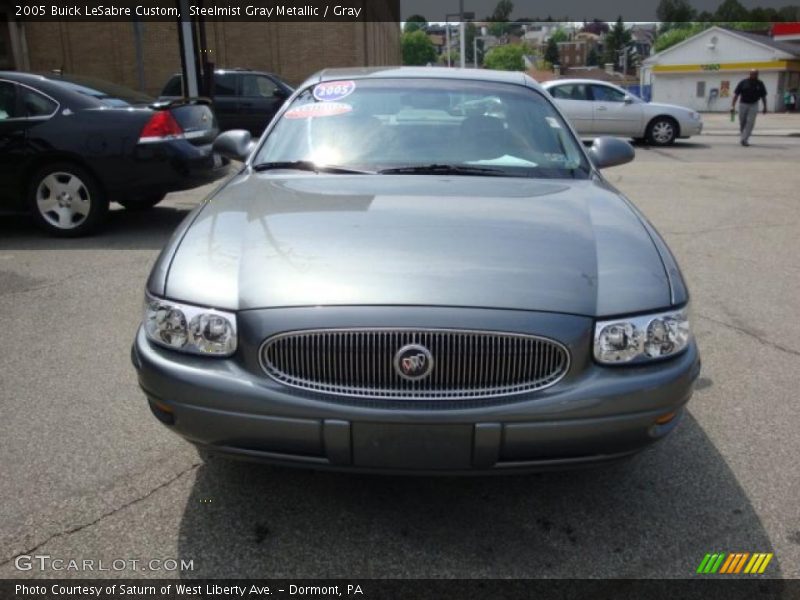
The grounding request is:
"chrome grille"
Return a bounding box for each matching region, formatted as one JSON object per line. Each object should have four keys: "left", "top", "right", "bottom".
{"left": 260, "top": 329, "right": 570, "bottom": 400}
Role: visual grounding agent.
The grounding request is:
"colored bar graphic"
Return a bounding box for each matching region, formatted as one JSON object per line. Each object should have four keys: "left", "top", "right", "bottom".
{"left": 719, "top": 554, "right": 736, "bottom": 574}
{"left": 734, "top": 553, "right": 750, "bottom": 573}
{"left": 745, "top": 554, "right": 761, "bottom": 574}
{"left": 697, "top": 554, "right": 712, "bottom": 573}
{"left": 711, "top": 553, "right": 726, "bottom": 573}
{"left": 758, "top": 554, "right": 773, "bottom": 574}
{"left": 699, "top": 552, "right": 773, "bottom": 575}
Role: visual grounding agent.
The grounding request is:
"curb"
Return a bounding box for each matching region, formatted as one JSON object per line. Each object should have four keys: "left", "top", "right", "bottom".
{"left": 701, "top": 131, "right": 800, "bottom": 137}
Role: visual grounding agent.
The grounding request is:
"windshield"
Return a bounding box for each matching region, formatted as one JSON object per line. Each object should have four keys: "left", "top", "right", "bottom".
{"left": 255, "top": 78, "right": 590, "bottom": 178}
{"left": 50, "top": 74, "right": 154, "bottom": 107}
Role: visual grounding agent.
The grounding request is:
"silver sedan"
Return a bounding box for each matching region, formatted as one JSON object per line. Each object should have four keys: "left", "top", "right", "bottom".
{"left": 132, "top": 68, "right": 700, "bottom": 473}
{"left": 542, "top": 79, "right": 703, "bottom": 146}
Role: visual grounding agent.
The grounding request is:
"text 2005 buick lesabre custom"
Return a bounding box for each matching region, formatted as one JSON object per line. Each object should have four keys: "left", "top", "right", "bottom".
{"left": 131, "top": 68, "right": 700, "bottom": 473}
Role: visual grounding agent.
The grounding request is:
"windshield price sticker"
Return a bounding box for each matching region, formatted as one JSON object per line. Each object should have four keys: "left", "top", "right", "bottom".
{"left": 313, "top": 80, "right": 356, "bottom": 102}
{"left": 284, "top": 102, "right": 353, "bottom": 119}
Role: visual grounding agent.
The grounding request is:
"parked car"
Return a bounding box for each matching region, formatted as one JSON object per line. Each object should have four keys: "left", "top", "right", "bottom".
{"left": 132, "top": 67, "right": 700, "bottom": 473}
{"left": 160, "top": 69, "right": 293, "bottom": 136}
{"left": 0, "top": 71, "right": 227, "bottom": 236}
{"left": 542, "top": 79, "right": 703, "bottom": 146}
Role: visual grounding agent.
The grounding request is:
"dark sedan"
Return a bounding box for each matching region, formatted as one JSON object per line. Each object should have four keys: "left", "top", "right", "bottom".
{"left": 0, "top": 72, "right": 228, "bottom": 236}
{"left": 160, "top": 69, "right": 293, "bottom": 136}
{"left": 132, "top": 68, "right": 700, "bottom": 473}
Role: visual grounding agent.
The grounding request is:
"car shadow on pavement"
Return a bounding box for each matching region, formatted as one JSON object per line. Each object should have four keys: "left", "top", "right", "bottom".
{"left": 0, "top": 205, "right": 192, "bottom": 251}
{"left": 176, "top": 412, "right": 782, "bottom": 581}
{"left": 633, "top": 140, "right": 712, "bottom": 150}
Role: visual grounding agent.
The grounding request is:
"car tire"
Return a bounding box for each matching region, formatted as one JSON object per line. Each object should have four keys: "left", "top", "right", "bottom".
{"left": 28, "top": 163, "right": 108, "bottom": 237}
{"left": 646, "top": 117, "right": 678, "bottom": 146}
{"left": 118, "top": 192, "right": 167, "bottom": 211}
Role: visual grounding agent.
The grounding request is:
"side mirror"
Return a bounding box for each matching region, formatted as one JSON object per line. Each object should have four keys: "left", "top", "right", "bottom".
{"left": 623, "top": 95, "right": 634, "bottom": 104}
{"left": 588, "top": 137, "right": 635, "bottom": 169}
{"left": 273, "top": 88, "right": 288, "bottom": 99}
{"left": 213, "top": 130, "right": 255, "bottom": 162}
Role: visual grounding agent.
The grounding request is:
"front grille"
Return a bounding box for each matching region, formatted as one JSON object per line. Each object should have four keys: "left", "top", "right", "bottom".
{"left": 259, "top": 329, "right": 570, "bottom": 400}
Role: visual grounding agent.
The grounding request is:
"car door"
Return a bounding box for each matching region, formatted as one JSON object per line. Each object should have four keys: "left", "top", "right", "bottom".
{"left": 238, "top": 74, "right": 286, "bottom": 136}
{"left": 0, "top": 80, "right": 29, "bottom": 210}
{"left": 589, "top": 83, "right": 644, "bottom": 136}
{"left": 211, "top": 72, "right": 240, "bottom": 132}
{"left": 546, "top": 83, "right": 594, "bottom": 135}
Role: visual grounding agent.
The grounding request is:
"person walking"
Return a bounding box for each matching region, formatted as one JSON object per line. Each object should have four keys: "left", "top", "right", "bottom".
{"left": 731, "top": 69, "right": 767, "bottom": 146}
{"left": 784, "top": 88, "right": 797, "bottom": 112}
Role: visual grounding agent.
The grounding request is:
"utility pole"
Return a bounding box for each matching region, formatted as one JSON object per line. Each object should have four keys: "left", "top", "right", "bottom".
{"left": 445, "top": 23, "right": 451, "bottom": 67}
{"left": 459, "top": 0, "right": 465, "bottom": 69}
{"left": 176, "top": 0, "right": 198, "bottom": 97}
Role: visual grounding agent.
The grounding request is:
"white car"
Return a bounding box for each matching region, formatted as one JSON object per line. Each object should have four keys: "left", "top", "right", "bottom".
{"left": 542, "top": 79, "right": 703, "bottom": 146}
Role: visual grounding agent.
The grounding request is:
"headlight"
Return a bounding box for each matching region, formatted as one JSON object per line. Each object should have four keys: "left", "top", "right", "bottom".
{"left": 594, "top": 307, "right": 690, "bottom": 365}
{"left": 690, "top": 111, "right": 701, "bottom": 120}
{"left": 143, "top": 292, "right": 237, "bottom": 356}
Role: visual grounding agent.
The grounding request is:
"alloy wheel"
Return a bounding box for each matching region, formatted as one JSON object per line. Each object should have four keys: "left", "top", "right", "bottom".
{"left": 35, "top": 171, "right": 92, "bottom": 229}
{"left": 651, "top": 121, "right": 675, "bottom": 145}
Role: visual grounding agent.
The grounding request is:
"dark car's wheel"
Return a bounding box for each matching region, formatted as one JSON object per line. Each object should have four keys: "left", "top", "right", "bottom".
{"left": 28, "top": 163, "right": 108, "bottom": 237}
{"left": 118, "top": 192, "right": 167, "bottom": 211}
{"left": 646, "top": 117, "right": 678, "bottom": 146}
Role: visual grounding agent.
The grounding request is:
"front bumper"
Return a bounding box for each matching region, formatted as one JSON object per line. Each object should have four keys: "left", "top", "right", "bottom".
{"left": 680, "top": 119, "right": 703, "bottom": 137}
{"left": 131, "top": 309, "right": 700, "bottom": 474}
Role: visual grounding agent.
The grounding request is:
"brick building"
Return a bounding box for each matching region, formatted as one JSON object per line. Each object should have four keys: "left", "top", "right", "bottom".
{"left": 1, "top": 3, "right": 400, "bottom": 95}
{"left": 556, "top": 41, "right": 588, "bottom": 68}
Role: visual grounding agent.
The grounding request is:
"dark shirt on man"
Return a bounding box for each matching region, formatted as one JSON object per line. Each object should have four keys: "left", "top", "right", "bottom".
{"left": 735, "top": 78, "right": 767, "bottom": 104}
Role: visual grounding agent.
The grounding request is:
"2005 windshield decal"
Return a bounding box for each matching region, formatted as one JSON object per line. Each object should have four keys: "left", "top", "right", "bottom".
{"left": 314, "top": 80, "right": 356, "bottom": 102}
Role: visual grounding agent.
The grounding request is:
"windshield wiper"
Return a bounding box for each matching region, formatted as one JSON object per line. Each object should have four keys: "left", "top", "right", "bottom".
{"left": 378, "top": 164, "right": 512, "bottom": 176}
{"left": 252, "top": 160, "right": 372, "bottom": 174}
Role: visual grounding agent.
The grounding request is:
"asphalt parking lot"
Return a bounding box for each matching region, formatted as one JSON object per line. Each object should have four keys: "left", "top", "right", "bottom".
{"left": 1, "top": 132, "right": 799, "bottom": 580}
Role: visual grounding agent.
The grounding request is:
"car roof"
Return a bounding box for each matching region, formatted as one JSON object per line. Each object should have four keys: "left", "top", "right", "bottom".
{"left": 0, "top": 71, "right": 54, "bottom": 85}
{"left": 167, "top": 68, "right": 281, "bottom": 77}
{"left": 300, "top": 66, "right": 538, "bottom": 90}
{"left": 0, "top": 71, "right": 101, "bottom": 108}
{"left": 542, "top": 79, "right": 622, "bottom": 88}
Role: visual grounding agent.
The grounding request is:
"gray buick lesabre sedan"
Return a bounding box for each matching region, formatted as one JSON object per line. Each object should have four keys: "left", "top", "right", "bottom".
{"left": 131, "top": 67, "right": 700, "bottom": 473}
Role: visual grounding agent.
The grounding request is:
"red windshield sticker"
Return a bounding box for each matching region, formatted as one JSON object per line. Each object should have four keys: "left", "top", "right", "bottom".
{"left": 284, "top": 102, "right": 353, "bottom": 119}
{"left": 313, "top": 80, "right": 356, "bottom": 102}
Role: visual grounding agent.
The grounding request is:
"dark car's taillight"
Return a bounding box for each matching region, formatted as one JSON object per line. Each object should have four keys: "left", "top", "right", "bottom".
{"left": 139, "top": 111, "right": 184, "bottom": 143}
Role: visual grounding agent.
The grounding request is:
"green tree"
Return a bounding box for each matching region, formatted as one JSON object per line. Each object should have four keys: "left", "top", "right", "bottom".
{"left": 656, "top": 0, "right": 696, "bottom": 32}
{"left": 717, "top": 21, "right": 773, "bottom": 32}
{"left": 490, "top": 0, "right": 514, "bottom": 21}
{"left": 777, "top": 5, "right": 800, "bottom": 21}
{"left": 404, "top": 15, "right": 428, "bottom": 34}
{"left": 582, "top": 19, "right": 609, "bottom": 35}
{"left": 544, "top": 38, "right": 560, "bottom": 66}
{"left": 438, "top": 50, "right": 460, "bottom": 66}
{"left": 549, "top": 27, "right": 569, "bottom": 43}
{"left": 748, "top": 8, "right": 777, "bottom": 22}
{"left": 653, "top": 22, "right": 706, "bottom": 53}
{"left": 602, "top": 17, "right": 632, "bottom": 70}
{"left": 487, "top": 0, "right": 514, "bottom": 38}
{"left": 402, "top": 30, "right": 437, "bottom": 66}
{"left": 484, "top": 44, "right": 526, "bottom": 71}
{"left": 465, "top": 22, "right": 476, "bottom": 64}
{"left": 586, "top": 47, "right": 599, "bottom": 66}
{"left": 714, "top": 0, "right": 749, "bottom": 22}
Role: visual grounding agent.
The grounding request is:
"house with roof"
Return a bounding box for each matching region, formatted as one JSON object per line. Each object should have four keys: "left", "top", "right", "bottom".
{"left": 641, "top": 26, "right": 800, "bottom": 112}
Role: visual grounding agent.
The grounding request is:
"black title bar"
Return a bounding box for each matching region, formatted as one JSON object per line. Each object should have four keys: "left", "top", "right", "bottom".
{"left": 3, "top": 579, "right": 798, "bottom": 600}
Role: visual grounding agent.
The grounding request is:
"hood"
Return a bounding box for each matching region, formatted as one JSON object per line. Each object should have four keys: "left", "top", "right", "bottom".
{"left": 647, "top": 101, "right": 696, "bottom": 116}
{"left": 163, "top": 173, "right": 671, "bottom": 317}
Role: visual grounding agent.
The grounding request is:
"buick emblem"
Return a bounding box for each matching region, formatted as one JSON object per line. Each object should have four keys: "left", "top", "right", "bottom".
{"left": 394, "top": 344, "right": 434, "bottom": 381}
